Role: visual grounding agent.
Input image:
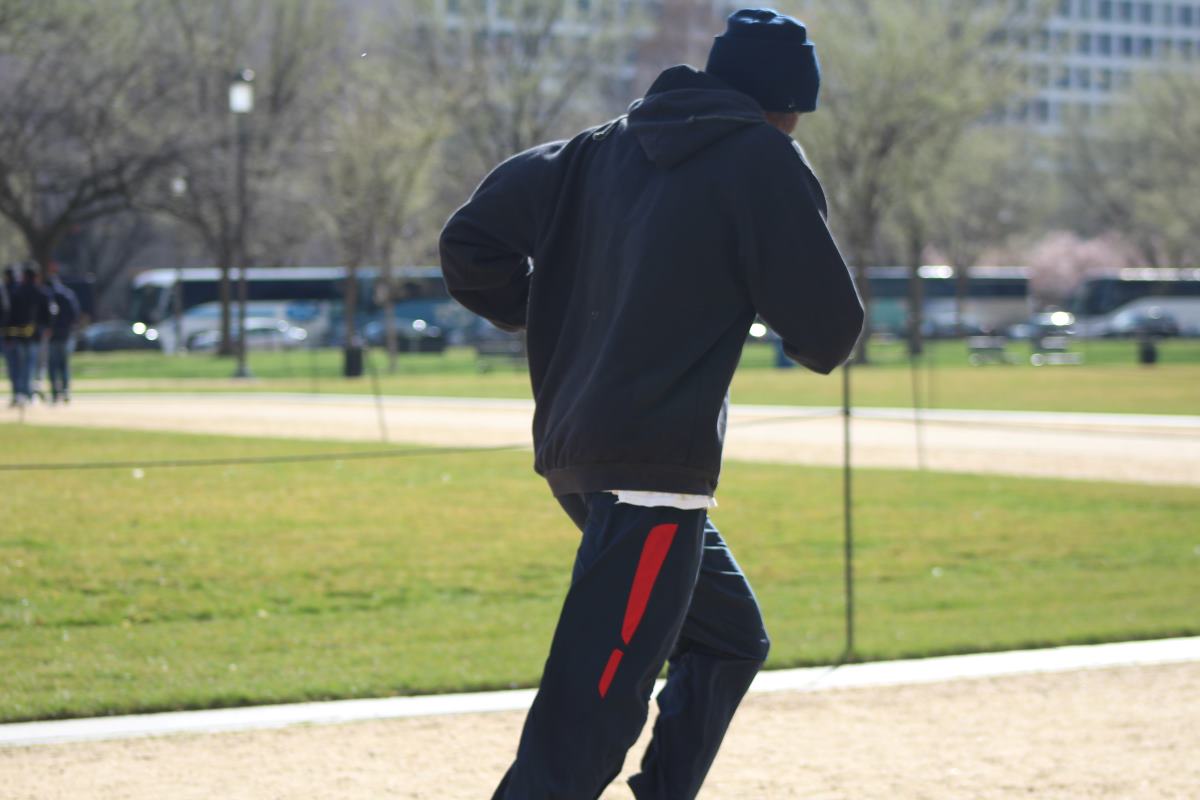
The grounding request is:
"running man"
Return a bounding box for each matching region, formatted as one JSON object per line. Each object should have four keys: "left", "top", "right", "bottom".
{"left": 440, "top": 8, "right": 863, "bottom": 798}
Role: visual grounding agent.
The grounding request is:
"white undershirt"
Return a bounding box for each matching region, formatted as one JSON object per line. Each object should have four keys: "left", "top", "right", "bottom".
{"left": 609, "top": 490, "right": 717, "bottom": 510}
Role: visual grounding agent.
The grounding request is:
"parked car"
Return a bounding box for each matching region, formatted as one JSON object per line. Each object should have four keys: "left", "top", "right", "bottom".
{"left": 186, "top": 318, "right": 309, "bottom": 351}
{"left": 1100, "top": 306, "right": 1180, "bottom": 338}
{"left": 1007, "top": 310, "right": 1075, "bottom": 341}
{"left": 325, "top": 309, "right": 449, "bottom": 353}
{"left": 77, "top": 320, "right": 161, "bottom": 352}
{"left": 360, "top": 317, "right": 447, "bottom": 352}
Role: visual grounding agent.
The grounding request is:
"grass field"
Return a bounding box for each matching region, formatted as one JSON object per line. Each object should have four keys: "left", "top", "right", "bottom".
{"left": 2, "top": 424, "right": 1197, "bottom": 723}
{"left": 68, "top": 339, "right": 1200, "bottom": 415}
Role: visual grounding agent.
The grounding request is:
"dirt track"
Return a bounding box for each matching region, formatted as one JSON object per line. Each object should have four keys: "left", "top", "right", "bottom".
{"left": 7, "top": 393, "right": 1200, "bottom": 485}
{"left": 3, "top": 662, "right": 1197, "bottom": 799}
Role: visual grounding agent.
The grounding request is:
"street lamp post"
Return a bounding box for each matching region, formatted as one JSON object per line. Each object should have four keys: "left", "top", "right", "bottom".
{"left": 169, "top": 175, "right": 188, "bottom": 355}
{"left": 229, "top": 69, "right": 255, "bottom": 379}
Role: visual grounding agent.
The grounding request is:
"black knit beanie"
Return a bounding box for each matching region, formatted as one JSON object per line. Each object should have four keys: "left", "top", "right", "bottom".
{"left": 705, "top": 8, "right": 821, "bottom": 113}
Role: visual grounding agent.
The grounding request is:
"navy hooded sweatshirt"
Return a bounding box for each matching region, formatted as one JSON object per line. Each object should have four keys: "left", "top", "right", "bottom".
{"left": 440, "top": 66, "right": 864, "bottom": 497}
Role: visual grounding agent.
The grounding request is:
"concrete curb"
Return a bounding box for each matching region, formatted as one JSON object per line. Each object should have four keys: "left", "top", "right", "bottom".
{"left": 3, "top": 636, "right": 1197, "bottom": 748}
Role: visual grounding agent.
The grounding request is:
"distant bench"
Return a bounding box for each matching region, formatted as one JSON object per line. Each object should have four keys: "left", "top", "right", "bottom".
{"left": 966, "top": 336, "right": 1011, "bottom": 366}
{"left": 474, "top": 334, "right": 527, "bottom": 372}
{"left": 1029, "top": 336, "right": 1084, "bottom": 366}
{"left": 967, "top": 335, "right": 1084, "bottom": 366}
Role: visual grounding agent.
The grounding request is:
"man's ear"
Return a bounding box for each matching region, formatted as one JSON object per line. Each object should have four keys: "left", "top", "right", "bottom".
{"left": 764, "top": 111, "right": 799, "bottom": 136}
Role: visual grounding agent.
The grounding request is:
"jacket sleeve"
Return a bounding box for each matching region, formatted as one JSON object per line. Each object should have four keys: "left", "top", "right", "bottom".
{"left": 736, "top": 133, "right": 864, "bottom": 375}
{"left": 438, "top": 142, "right": 564, "bottom": 332}
{"left": 37, "top": 287, "right": 56, "bottom": 330}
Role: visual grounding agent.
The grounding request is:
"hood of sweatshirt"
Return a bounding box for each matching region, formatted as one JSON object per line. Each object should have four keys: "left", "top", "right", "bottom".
{"left": 626, "top": 65, "right": 766, "bottom": 170}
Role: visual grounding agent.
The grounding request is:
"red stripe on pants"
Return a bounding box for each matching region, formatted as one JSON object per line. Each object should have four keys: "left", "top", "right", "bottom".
{"left": 597, "top": 648, "right": 624, "bottom": 698}
{"left": 596, "top": 522, "right": 679, "bottom": 698}
{"left": 622, "top": 524, "right": 679, "bottom": 644}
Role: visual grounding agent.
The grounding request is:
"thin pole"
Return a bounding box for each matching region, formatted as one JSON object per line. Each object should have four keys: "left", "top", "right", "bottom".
{"left": 233, "top": 111, "right": 251, "bottom": 379}
{"left": 909, "top": 350, "right": 926, "bottom": 470}
{"left": 841, "top": 360, "right": 855, "bottom": 658}
{"left": 365, "top": 346, "right": 389, "bottom": 444}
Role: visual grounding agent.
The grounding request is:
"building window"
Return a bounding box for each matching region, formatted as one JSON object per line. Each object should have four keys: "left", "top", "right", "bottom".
{"left": 1080, "top": 0, "right": 1093, "bottom": 17}
{"left": 1181, "top": 40, "right": 1195, "bottom": 59}
{"left": 1163, "top": 3, "right": 1175, "bottom": 24}
{"left": 1120, "top": 34, "right": 1134, "bottom": 55}
{"left": 1140, "top": 1, "right": 1154, "bottom": 22}
{"left": 1057, "top": 66, "right": 1072, "bottom": 87}
{"left": 1059, "top": 0, "right": 1072, "bottom": 14}
{"left": 1076, "top": 67, "right": 1093, "bottom": 88}
{"left": 1140, "top": 36, "right": 1154, "bottom": 56}
{"left": 1098, "top": 68, "right": 1114, "bottom": 89}
{"left": 1034, "top": 99, "right": 1051, "bottom": 123}
{"left": 1099, "top": 0, "right": 1114, "bottom": 19}
{"left": 1183, "top": 5, "right": 1196, "bottom": 25}
{"left": 1099, "top": 32, "right": 1113, "bottom": 54}
{"left": 1118, "top": 1, "right": 1134, "bottom": 20}
{"left": 1036, "top": 64, "right": 1051, "bottom": 86}
{"left": 1079, "top": 32, "right": 1093, "bottom": 53}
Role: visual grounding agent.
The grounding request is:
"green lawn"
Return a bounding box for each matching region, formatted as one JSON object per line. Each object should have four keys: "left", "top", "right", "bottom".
{"left": 1, "top": 425, "right": 1197, "bottom": 722}
{"left": 69, "top": 340, "right": 1200, "bottom": 415}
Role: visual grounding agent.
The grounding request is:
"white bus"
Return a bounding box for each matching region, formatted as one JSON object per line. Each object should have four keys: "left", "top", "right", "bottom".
{"left": 129, "top": 266, "right": 452, "bottom": 352}
{"left": 1070, "top": 269, "right": 1200, "bottom": 337}
{"left": 866, "top": 266, "right": 1032, "bottom": 337}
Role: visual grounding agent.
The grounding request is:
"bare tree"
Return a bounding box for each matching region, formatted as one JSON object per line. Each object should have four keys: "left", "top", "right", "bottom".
{"left": 795, "top": 0, "right": 1040, "bottom": 361}
{"left": 0, "top": 1, "right": 184, "bottom": 275}
{"left": 143, "top": 0, "right": 338, "bottom": 355}
{"left": 442, "top": 0, "right": 638, "bottom": 190}
{"left": 317, "top": 2, "right": 452, "bottom": 374}
{"left": 52, "top": 212, "right": 158, "bottom": 318}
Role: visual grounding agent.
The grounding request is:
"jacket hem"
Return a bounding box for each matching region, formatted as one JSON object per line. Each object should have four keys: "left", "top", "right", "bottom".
{"left": 543, "top": 463, "right": 718, "bottom": 497}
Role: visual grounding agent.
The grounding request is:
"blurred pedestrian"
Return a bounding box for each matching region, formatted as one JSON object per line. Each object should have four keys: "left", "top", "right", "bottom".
{"left": 28, "top": 268, "right": 54, "bottom": 402}
{"left": 4, "top": 267, "right": 51, "bottom": 406}
{"left": 45, "top": 263, "right": 80, "bottom": 403}
{"left": 441, "top": 8, "right": 862, "bottom": 799}
{"left": 0, "top": 268, "right": 11, "bottom": 402}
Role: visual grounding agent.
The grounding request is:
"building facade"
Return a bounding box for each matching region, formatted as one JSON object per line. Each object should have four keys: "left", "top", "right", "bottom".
{"left": 1020, "top": 0, "right": 1200, "bottom": 129}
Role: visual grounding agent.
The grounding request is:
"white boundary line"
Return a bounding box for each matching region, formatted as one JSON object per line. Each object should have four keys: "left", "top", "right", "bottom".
{"left": 3, "top": 637, "right": 1197, "bottom": 748}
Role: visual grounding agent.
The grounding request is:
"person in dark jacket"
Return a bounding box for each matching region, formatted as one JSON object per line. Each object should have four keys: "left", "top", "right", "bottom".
{"left": 45, "top": 263, "right": 80, "bottom": 403}
{"left": 1, "top": 268, "right": 13, "bottom": 405}
{"left": 440, "top": 9, "right": 863, "bottom": 799}
{"left": 5, "top": 267, "right": 52, "bottom": 407}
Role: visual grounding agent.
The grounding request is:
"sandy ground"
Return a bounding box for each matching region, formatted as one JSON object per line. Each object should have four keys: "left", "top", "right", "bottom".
{"left": 6, "top": 393, "right": 1200, "bottom": 485}
{"left": 2, "top": 662, "right": 1197, "bottom": 799}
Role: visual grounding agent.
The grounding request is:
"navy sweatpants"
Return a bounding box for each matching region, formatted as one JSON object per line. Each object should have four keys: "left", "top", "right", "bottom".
{"left": 492, "top": 492, "right": 769, "bottom": 800}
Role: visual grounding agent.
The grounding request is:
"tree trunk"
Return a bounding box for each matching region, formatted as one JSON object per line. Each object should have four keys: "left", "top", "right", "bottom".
{"left": 851, "top": 257, "right": 873, "bottom": 365}
{"left": 344, "top": 258, "right": 359, "bottom": 350}
{"left": 380, "top": 247, "right": 398, "bottom": 374}
{"left": 29, "top": 234, "right": 56, "bottom": 278}
{"left": 907, "top": 235, "right": 925, "bottom": 357}
{"left": 218, "top": 259, "right": 233, "bottom": 356}
{"left": 954, "top": 261, "right": 970, "bottom": 337}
